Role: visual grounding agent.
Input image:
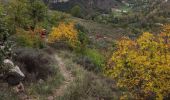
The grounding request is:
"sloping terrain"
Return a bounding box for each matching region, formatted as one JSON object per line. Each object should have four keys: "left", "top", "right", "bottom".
{"left": 73, "top": 17, "right": 129, "bottom": 53}
{"left": 51, "top": 54, "right": 74, "bottom": 98}
{"left": 45, "top": 0, "right": 123, "bottom": 15}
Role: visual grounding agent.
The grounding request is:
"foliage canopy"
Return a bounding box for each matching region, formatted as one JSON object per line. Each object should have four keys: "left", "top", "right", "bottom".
{"left": 106, "top": 25, "right": 170, "bottom": 99}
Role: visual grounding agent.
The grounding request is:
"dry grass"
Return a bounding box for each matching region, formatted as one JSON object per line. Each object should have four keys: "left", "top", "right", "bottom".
{"left": 56, "top": 50, "right": 123, "bottom": 100}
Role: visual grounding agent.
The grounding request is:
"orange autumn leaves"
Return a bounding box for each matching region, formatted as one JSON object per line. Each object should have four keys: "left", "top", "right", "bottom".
{"left": 48, "top": 22, "right": 79, "bottom": 47}
{"left": 107, "top": 25, "right": 170, "bottom": 99}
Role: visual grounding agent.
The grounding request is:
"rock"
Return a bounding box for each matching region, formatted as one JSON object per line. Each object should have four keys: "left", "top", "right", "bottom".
{"left": 3, "top": 59, "right": 14, "bottom": 66}
{"left": 5, "top": 66, "right": 25, "bottom": 85}
{"left": 9, "top": 66, "right": 25, "bottom": 78}
{"left": 38, "top": 79, "right": 45, "bottom": 84}
{"left": 3, "top": 59, "right": 14, "bottom": 69}
{"left": 13, "top": 82, "right": 25, "bottom": 93}
{"left": 2, "top": 59, "right": 25, "bottom": 85}
{"left": 18, "top": 93, "right": 29, "bottom": 100}
{"left": 47, "top": 96, "right": 54, "bottom": 100}
{"left": 6, "top": 74, "right": 23, "bottom": 86}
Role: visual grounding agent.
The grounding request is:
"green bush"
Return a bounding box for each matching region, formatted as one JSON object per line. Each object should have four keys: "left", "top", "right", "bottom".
{"left": 74, "top": 48, "right": 105, "bottom": 73}
{"left": 48, "top": 11, "right": 70, "bottom": 26}
{"left": 74, "top": 24, "right": 89, "bottom": 54}
{"left": 70, "top": 5, "right": 82, "bottom": 17}
{"left": 83, "top": 49, "right": 105, "bottom": 72}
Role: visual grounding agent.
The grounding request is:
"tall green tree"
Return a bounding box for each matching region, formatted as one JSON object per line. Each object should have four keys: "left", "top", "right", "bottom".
{"left": 27, "top": 0, "right": 47, "bottom": 30}
{"left": 7, "top": 0, "right": 29, "bottom": 32}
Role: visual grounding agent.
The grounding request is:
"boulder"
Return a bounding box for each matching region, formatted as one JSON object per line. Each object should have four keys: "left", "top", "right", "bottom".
{"left": 9, "top": 66, "right": 25, "bottom": 78}
{"left": 2, "top": 59, "right": 25, "bottom": 85}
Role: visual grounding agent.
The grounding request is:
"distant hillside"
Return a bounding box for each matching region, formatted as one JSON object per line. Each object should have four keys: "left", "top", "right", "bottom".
{"left": 44, "top": 0, "right": 123, "bottom": 17}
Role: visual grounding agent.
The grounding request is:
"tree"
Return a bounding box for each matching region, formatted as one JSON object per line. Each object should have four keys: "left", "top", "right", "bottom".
{"left": 7, "top": 0, "right": 29, "bottom": 32}
{"left": 27, "top": 0, "right": 47, "bottom": 30}
{"left": 106, "top": 25, "right": 170, "bottom": 99}
{"left": 70, "top": 5, "right": 81, "bottom": 17}
{"left": 6, "top": 0, "right": 47, "bottom": 32}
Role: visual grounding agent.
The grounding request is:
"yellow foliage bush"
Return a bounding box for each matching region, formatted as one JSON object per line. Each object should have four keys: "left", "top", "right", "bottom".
{"left": 106, "top": 25, "right": 170, "bottom": 99}
{"left": 48, "top": 22, "right": 79, "bottom": 47}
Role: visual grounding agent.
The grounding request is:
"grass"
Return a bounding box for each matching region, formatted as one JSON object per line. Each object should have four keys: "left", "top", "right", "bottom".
{"left": 0, "top": 55, "right": 64, "bottom": 100}
{"left": 0, "top": 84, "right": 18, "bottom": 100}
{"left": 72, "top": 17, "right": 127, "bottom": 57}
{"left": 56, "top": 50, "right": 122, "bottom": 100}
{"left": 84, "top": 49, "right": 105, "bottom": 68}
{"left": 25, "top": 64, "right": 64, "bottom": 100}
{"left": 72, "top": 17, "right": 127, "bottom": 38}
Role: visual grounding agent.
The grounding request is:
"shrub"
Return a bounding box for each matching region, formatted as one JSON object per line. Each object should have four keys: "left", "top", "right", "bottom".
{"left": 75, "top": 24, "right": 89, "bottom": 54}
{"left": 70, "top": 5, "right": 82, "bottom": 17}
{"left": 75, "top": 49, "right": 105, "bottom": 73}
{"left": 48, "top": 22, "right": 80, "bottom": 48}
{"left": 59, "top": 58, "right": 115, "bottom": 100}
{"left": 16, "top": 28, "right": 45, "bottom": 48}
{"left": 13, "top": 48, "right": 55, "bottom": 81}
{"left": 48, "top": 11, "right": 71, "bottom": 27}
{"left": 75, "top": 24, "right": 89, "bottom": 44}
{"left": 74, "top": 56, "right": 96, "bottom": 72}
{"left": 85, "top": 49, "right": 105, "bottom": 72}
{"left": 106, "top": 25, "right": 170, "bottom": 99}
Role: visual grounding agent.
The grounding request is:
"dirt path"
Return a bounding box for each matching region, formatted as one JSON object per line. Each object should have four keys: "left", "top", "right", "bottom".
{"left": 48, "top": 54, "right": 74, "bottom": 100}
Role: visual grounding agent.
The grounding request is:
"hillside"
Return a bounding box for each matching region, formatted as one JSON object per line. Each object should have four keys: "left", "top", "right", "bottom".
{"left": 45, "top": 0, "right": 123, "bottom": 17}
{"left": 0, "top": 0, "right": 170, "bottom": 100}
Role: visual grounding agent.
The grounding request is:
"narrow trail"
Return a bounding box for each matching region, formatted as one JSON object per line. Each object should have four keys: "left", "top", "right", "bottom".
{"left": 48, "top": 54, "right": 74, "bottom": 100}
{"left": 17, "top": 54, "right": 74, "bottom": 100}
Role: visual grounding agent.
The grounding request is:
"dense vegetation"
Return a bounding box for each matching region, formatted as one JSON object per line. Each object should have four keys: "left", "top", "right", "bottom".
{"left": 107, "top": 25, "right": 170, "bottom": 99}
{"left": 0, "top": 0, "right": 170, "bottom": 100}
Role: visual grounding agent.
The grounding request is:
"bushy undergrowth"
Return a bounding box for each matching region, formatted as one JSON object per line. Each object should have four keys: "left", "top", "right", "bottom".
{"left": 27, "top": 66, "right": 64, "bottom": 99}
{"left": 56, "top": 53, "right": 120, "bottom": 100}
{"left": 13, "top": 48, "right": 55, "bottom": 81}
{"left": 0, "top": 86, "right": 18, "bottom": 100}
{"left": 15, "top": 28, "right": 45, "bottom": 48}
{"left": 74, "top": 49, "right": 105, "bottom": 73}
{"left": 61, "top": 72, "right": 115, "bottom": 100}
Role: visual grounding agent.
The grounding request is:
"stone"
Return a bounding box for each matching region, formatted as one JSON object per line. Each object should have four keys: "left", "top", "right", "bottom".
{"left": 13, "top": 82, "right": 25, "bottom": 93}
{"left": 47, "top": 96, "right": 54, "bottom": 100}
{"left": 38, "top": 79, "right": 45, "bottom": 84}
{"left": 9, "top": 66, "right": 25, "bottom": 78}
{"left": 2, "top": 59, "right": 25, "bottom": 85}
